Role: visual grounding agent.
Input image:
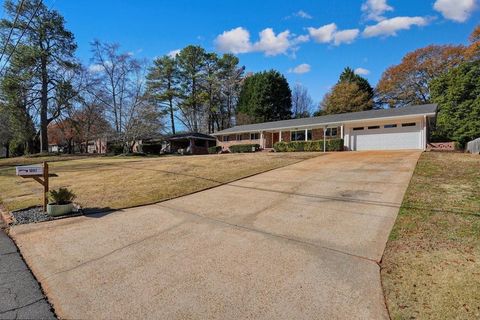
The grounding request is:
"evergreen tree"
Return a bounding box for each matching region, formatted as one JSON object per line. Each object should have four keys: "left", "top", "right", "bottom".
{"left": 202, "top": 52, "right": 221, "bottom": 133}
{"left": 430, "top": 60, "right": 480, "bottom": 146}
{"left": 320, "top": 67, "right": 374, "bottom": 115}
{"left": 176, "top": 45, "right": 207, "bottom": 132}
{"left": 217, "top": 54, "right": 244, "bottom": 130}
{"left": 339, "top": 67, "right": 374, "bottom": 101}
{"left": 237, "top": 70, "right": 292, "bottom": 124}
{"left": 321, "top": 82, "right": 373, "bottom": 115}
{"left": 146, "top": 55, "right": 179, "bottom": 134}
{"left": 0, "top": 0, "right": 79, "bottom": 152}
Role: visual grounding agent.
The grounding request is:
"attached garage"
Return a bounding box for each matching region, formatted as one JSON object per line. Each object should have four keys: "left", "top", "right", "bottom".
{"left": 347, "top": 121, "right": 424, "bottom": 151}
{"left": 213, "top": 104, "right": 437, "bottom": 152}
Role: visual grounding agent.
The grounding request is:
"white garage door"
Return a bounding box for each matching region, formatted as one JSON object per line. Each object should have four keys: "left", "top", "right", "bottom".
{"left": 350, "top": 122, "right": 421, "bottom": 151}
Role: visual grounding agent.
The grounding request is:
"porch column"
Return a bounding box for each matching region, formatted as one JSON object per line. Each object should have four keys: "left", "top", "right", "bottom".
{"left": 423, "top": 115, "right": 427, "bottom": 150}
{"left": 189, "top": 138, "right": 194, "bottom": 154}
{"left": 305, "top": 129, "right": 308, "bottom": 141}
{"left": 260, "top": 131, "right": 264, "bottom": 149}
{"left": 340, "top": 124, "right": 344, "bottom": 139}
{"left": 323, "top": 127, "right": 327, "bottom": 153}
{"left": 279, "top": 130, "right": 282, "bottom": 142}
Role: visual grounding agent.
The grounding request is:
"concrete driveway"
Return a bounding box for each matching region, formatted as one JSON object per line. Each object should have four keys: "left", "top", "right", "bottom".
{"left": 10, "top": 150, "right": 421, "bottom": 319}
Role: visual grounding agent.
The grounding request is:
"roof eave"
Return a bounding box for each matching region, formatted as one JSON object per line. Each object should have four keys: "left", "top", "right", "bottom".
{"left": 211, "top": 112, "right": 437, "bottom": 136}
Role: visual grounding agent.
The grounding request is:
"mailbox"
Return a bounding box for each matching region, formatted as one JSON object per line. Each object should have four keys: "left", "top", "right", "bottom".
{"left": 16, "top": 166, "right": 44, "bottom": 176}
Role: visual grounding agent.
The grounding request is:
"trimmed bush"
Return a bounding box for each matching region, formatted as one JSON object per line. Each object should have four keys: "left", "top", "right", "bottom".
{"left": 327, "top": 139, "right": 344, "bottom": 151}
{"left": 229, "top": 144, "right": 260, "bottom": 153}
{"left": 273, "top": 141, "right": 287, "bottom": 152}
{"left": 274, "top": 139, "right": 344, "bottom": 152}
{"left": 208, "top": 146, "right": 222, "bottom": 154}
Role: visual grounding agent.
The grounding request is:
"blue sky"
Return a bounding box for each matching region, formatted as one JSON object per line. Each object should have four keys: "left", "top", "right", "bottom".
{"left": 2, "top": 0, "right": 479, "bottom": 103}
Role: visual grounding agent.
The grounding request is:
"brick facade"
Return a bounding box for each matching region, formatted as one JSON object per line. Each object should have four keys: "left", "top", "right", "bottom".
{"left": 312, "top": 129, "right": 323, "bottom": 140}
{"left": 217, "top": 134, "right": 261, "bottom": 151}
{"left": 216, "top": 126, "right": 341, "bottom": 151}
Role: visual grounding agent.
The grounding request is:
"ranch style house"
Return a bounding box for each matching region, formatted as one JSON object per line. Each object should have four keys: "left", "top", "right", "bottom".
{"left": 212, "top": 104, "right": 438, "bottom": 151}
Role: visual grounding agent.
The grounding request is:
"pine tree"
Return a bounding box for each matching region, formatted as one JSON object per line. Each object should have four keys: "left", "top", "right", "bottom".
{"left": 146, "top": 55, "right": 179, "bottom": 134}
{"left": 0, "top": 0, "right": 79, "bottom": 152}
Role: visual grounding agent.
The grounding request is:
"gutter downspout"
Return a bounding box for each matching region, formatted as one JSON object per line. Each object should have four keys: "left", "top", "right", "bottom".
{"left": 323, "top": 127, "right": 327, "bottom": 153}
{"left": 423, "top": 115, "right": 427, "bottom": 151}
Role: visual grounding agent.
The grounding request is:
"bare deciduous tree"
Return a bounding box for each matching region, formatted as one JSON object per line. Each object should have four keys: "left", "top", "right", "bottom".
{"left": 89, "top": 40, "right": 164, "bottom": 152}
{"left": 291, "top": 83, "right": 313, "bottom": 118}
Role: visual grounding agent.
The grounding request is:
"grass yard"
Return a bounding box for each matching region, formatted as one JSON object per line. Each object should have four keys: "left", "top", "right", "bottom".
{"left": 382, "top": 152, "right": 480, "bottom": 319}
{"left": 0, "top": 154, "right": 95, "bottom": 168}
{"left": 0, "top": 152, "right": 318, "bottom": 212}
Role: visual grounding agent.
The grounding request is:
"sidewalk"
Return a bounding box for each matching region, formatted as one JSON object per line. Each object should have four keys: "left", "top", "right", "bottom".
{"left": 0, "top": 229, "right": 55, "bottom": 319}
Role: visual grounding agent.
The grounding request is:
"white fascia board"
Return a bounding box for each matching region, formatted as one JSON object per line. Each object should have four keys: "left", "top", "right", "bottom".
{"left": 211, "top": 113, "right": 436, "bottom": 136}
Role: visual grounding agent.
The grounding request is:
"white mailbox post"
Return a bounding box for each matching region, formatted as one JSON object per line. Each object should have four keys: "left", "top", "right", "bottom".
{"left": 16, "top": 162, "right": 49, "bottom": 212}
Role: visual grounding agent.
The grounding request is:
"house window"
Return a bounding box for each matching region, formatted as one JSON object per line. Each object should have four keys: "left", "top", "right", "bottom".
{"left": 353, "top": 127, "right": 364, "bottom": 131}
{"left": 402, "top": 122, "right": 416, "bottom": 127}
{"left": 291, "top": 130, "right": 312, "bottom": 141}
{"left": 236, "top": 134, "right": 242, "bottom": 141}
{"left": 368, "top": 125, "right": 380, "bottom": 129}
{"left": 250, "top": 133, "right": 260, "bottom": 140}
{"left": 222, "top": 136, "right": 229, "bottom": 142}
{"left": 384, "top": 124, "right": 397, "bottom": 128}
{"left": 326, "top": 128, "right": 338, "bottom": 137}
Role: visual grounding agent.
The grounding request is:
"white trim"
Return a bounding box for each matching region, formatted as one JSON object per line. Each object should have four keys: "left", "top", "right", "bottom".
{"left": 423, "top": 115, "right": 427, "bottom": 151}
{"left": 211, "top": 113, "right": 436, "bottom": 136}
{"left": 323, "top": 127, "right": 327, "bottom": 153}
{"left": 346, "top": 118, "right": 425, "bottom": 151}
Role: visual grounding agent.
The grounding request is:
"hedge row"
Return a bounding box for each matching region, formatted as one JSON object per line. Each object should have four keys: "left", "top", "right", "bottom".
{"left": 273, "top": 139, "right": 344, "bottom": 152}
{"left": 208, "top": 146, "right": 222, "bottom": 154}
{"left": 229, "top": 144, "right": 260, "bottom": 153}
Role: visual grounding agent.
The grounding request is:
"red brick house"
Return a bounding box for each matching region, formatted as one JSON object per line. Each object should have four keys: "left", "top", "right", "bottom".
{"left": 212, "top": 104, "right": 437, "bottom": 151}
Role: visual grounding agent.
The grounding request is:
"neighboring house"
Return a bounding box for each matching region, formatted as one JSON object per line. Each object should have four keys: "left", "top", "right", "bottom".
{"left": 212, "top": 104, "right": 437, "bottom": 151}
{"left": 85, "top": 137, "right": 108, "bottom": 154}
{"left": 161, "top": 133, "right": 216, "bottom": 155}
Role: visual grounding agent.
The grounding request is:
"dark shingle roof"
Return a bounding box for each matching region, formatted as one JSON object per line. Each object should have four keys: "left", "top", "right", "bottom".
{"left": 166, "top": 132, "right": 216, "bottom": 141}
{"left": 213, "top": 104, "right": 437, "bottom": 135}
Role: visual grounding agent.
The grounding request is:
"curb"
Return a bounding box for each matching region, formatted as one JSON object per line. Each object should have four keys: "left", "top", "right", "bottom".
{"left": 0, "top": 205, "right": 13, "bottom": 226}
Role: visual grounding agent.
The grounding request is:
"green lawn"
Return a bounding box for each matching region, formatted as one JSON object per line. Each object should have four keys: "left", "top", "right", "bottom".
{"left": 0, "top": 153, "right": 318, "bottom": 212}
{"left": 382, "top": 152, "right": 480, "bottom": 319}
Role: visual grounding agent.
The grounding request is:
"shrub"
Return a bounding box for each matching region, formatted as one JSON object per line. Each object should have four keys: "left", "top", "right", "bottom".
{"left": 274, "top": 139, "right": 344, "bottom": 152}
{"left": 273, "top": 141, "right": 287, "bottom": 152}
{"left": 327, "top": 139, "right": 344, "bottom": 151}
{"left": 229, "top": 144, "right": 260, "bottom": 153}
{"left": 208, "top": 146, "right": 222, "bottom": 154}
{"left": 304, "top": 140, "right": 323, "bottom": 152}
{"left": 9, "top": 141, "right": 25, "bottom": 157}
{"left": 453, "top": 141, "right": 463, "bottom": 150}
{"left": 108, "top": 144, "right": 124, "bottom": 155}
{"left": 48, "top": 188, "right": 76, "bottom": 205}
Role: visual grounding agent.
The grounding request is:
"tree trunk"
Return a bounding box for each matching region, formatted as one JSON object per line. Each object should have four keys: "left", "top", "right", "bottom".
{"left": 40, "top": 57, "right": 49, "bottom": 153}
{"left": 169, "top": 99, "right": 175, "bottom": 134}
{"left": 3, "top": 143, "right": 9, "bottom": 158}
